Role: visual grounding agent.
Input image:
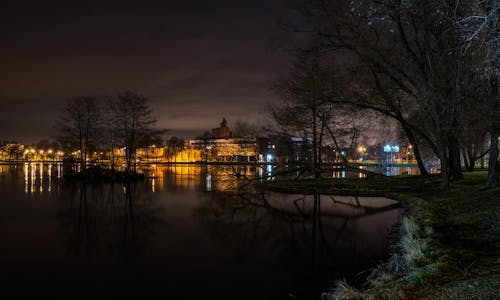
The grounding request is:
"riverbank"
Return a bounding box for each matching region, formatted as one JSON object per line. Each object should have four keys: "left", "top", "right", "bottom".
{"left": 266, "top": 171, "right": 500, "bottom": 299}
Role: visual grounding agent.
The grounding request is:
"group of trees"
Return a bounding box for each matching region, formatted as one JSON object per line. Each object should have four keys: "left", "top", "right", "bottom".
{"left": 271, "top": 50, "right": 364, "bottom": 178}
{"left": 0, "top": 141, "right": 24, "bottom": 160}
{"left": 55, "top": 90, "right": 165, "bottom": 172}
{"left": 273, "top": 0, "right": 498, "bottom": 188}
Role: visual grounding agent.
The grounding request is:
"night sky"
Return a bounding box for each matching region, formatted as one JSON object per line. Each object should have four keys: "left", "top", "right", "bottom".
{"left": 0, "top": 0, "right": 290, "bottom": 143}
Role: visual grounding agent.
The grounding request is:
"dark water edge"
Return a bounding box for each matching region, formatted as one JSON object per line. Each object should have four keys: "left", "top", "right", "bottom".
{"left": 0, "top": 163, "right": 403, "bottom": 299}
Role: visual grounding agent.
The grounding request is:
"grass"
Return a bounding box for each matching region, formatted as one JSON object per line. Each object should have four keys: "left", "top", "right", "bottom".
{"left": 266, "top": 171, "right": 500, "bottom": 299}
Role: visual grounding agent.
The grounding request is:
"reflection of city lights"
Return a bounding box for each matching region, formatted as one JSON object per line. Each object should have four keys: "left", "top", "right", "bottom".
{"left": 24, "top": 163, "right": 29, "bottom": 194}
{"left": 48, "top": 164, "right": 52, "bottom": 193}
{"left": 30, "top": 163, "right": 35, "bottom": 193}
{"left": 206, "top": 174, "right": 212, "bottom": 191}
{"left": 266, "top": 164, "right": 273, "bottom": 181}
{"left": 39, "top": 163, "right": 43, "bottom": 193}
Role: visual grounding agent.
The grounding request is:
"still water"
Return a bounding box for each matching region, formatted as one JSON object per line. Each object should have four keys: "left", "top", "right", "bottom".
{"left": 0, "top": 163, "right": 402, "bottom": 299}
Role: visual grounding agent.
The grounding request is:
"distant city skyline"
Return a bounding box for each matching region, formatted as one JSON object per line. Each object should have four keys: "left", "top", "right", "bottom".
{"left": 0, "top": 0, "right": 290, "bottom": 143}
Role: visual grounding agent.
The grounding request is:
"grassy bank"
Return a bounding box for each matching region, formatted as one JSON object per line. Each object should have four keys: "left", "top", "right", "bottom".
{"left": 266, "top": 171, "right": 500, "bottom": 299}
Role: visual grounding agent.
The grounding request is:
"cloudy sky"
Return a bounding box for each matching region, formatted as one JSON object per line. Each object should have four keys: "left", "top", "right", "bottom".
{"left": 0, "top": 0, "right": 290, "bottom": 143}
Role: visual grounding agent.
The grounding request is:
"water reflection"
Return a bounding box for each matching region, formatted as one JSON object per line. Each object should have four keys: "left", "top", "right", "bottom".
{"left": 197, "top": 183, "right": 402, "bottom": 299}
{"left": 56, "top": 181, "right": 164, "bottom": 260}
{"left": 1, "top": 163, "right": 404, "bottom": 299}
{"left": 365, "top": 165, "right": 439, "bottom": 176}
{"left": 21, "top": 162, "right": 63, "bottom": 195}
{"left": 137, "top": 164, "right": 433, "bottom": 195}
{"left": 142, "top": 164, "right": 274, "bottom": 193}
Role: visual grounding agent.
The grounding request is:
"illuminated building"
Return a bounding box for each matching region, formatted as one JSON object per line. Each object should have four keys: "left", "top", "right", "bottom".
{"left": 188, "top": 138, "right": 257, "bottom": 162}
{"left": 211, "top": 117, "right": 232, "bottom": 139}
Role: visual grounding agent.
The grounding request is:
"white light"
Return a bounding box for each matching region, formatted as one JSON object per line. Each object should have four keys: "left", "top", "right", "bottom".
{"left": 266, "top": 154, "right": 273, "bottom": 162}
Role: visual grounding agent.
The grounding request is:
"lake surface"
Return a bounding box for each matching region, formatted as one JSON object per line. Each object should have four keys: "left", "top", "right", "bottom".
{"left": 0, "top": 163, "right": 402, "bottom": 299}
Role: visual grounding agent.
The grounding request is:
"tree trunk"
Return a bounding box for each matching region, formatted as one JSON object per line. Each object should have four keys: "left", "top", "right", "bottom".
{"left": 463, "top": 147, "right": 475, "bottom": 171}
{"left": 439, "top": 151, "right": 449, "bottom": 190}
{"left": 448, "top": 134, "right": 463, "bottom": 180}
{"left": 312, "top": 103, "right": 320, "bottom": 179}
{"left": 401, "top": 124, "right": 428, "bottom": 175}
{"left": 487, "top": 74, "right": 499, "bottom": 188}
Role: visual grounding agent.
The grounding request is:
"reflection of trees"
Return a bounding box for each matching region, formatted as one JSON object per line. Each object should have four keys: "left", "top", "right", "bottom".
{"left": 197, "top": 184, "right": 402, "bottom": 298}
{"left": 56, "top": 181, "right": 164, "bottom": 260}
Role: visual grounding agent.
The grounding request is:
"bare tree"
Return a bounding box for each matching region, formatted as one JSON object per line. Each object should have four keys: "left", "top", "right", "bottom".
{"left": 196, "top": 131, "right": 216, "bottom": 162}
{"left": 55, "top": 96, "right": 101, "bottom": 170}
{"left": 444, "top": 0, "right": 499, "bottom": 187}
{"left": 108, "top": 91, "right": 164, "bottom": 173}
{"left": 272, "top": 49, "right": 359, "bottom": 177}
{"left": 232, "top": 120, "right": 263, "bottom": 138}
{"left": 281, "top": 0, "right": 488, "bottom": 188}
{"left": 272, "top": 50, "right": 332, "bottom": 177}
{"left": 165, "top": 136, "right": 185, "bottom": 162}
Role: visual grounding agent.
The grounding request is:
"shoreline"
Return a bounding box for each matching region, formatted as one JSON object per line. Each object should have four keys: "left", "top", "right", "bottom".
{"left": 266, "top": 172, "right": 500, "bottom": 299}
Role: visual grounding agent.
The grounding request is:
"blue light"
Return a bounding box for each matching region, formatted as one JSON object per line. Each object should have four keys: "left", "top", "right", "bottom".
{"left": 266, "top": 154, "right": 273, "bottom": 162}
{"left": 384, "top": 144, "right": 400, "bottom": 152}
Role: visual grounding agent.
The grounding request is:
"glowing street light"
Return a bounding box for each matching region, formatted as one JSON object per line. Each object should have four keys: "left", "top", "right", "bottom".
{"left": 357, "top": 146, "right": 366, "bottom": 161}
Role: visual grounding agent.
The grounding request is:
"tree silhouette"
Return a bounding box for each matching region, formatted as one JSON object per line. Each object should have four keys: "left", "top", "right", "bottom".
{"left": 108, "top": 90, "right": 164, "bottom": 173}
{"left": 54, "top": 96, "right": 101, "bottom": 170}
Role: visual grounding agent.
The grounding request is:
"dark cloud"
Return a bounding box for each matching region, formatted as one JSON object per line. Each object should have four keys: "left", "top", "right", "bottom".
{"left": 0, "top": 0, "right": 290, "bottom": 143}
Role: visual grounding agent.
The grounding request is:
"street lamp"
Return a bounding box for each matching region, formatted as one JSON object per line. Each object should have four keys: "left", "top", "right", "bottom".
{"left": 407, "top": 144, "right": 413, "bottom": 163}
{"left": 357, "top": 146, "right": 366, "bottom": 161}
